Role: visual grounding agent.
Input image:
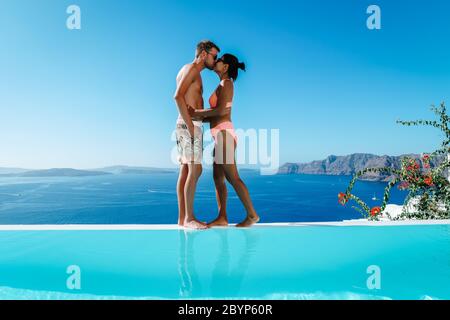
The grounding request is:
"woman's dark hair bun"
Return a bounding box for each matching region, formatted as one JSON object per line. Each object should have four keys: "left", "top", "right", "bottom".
{"left": 221, "top": 53, "right": 245, "bottom": 80}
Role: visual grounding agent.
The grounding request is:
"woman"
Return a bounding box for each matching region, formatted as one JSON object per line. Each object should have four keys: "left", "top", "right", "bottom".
{"left": 189, "top": 54, "right": 260, "bottom": 227}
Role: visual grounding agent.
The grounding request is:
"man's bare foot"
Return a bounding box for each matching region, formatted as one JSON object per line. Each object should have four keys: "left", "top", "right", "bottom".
{"left": 207, "top": 216, "right": 228, "bottom": 227}
{"left": 184, "top": 219, "right": 209, "bottom": 230}
{"left": 236, "top": 215, "right": 260, "bottom": 228}
{"left": 181, "top": 216, "right": 207, "bottom": 226}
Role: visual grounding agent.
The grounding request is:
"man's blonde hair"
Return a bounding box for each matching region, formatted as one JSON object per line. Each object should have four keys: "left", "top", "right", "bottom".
{"left": 196, "top": 40, "right": 220, "bottom": 57}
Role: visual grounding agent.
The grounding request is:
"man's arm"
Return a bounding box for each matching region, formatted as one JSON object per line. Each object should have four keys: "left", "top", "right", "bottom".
{"left": 173, "top": 65, "right": 197, "bottom": 137}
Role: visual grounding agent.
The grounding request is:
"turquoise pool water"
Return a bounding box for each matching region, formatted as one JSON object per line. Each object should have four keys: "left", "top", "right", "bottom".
{"left": 0, "top": 225, "right": 449, "bottom": 300}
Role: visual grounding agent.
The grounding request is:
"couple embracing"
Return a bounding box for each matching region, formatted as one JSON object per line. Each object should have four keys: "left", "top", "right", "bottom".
{"left": 173, "top": 40, "right": 260, "bottom": 230}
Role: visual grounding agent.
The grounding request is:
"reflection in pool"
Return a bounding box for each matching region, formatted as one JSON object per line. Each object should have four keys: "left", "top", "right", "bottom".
{"left": 0, "top": 224, "right": 449, "bottom": 299}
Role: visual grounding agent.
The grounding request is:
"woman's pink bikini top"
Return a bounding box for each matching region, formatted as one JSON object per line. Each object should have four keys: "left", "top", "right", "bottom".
{"left": 209, "top": 79, "right": 233, "bottom": 109}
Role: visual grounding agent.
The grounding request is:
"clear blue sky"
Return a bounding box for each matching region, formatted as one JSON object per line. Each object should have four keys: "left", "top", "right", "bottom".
{"left": 1, "top": 0, "right": 449, "bottom": 169}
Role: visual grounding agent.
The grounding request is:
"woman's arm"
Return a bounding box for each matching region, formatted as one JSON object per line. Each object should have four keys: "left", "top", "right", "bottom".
{"left": 189, "top": 81, "right": 233, "bottom": 120}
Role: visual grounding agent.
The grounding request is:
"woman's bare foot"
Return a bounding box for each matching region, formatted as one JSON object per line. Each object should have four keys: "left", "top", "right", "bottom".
{"left": 236, "top": 215, "right": 260, "bottom": 228}
{"left": 207, "top": 216, "right": 229, "bottom": 227}
{"left": 184, "top": 219, "right": 209, "bottom": 230}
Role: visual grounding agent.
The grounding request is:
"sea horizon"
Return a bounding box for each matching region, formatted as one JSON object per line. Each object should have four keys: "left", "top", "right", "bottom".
{"left": 0, "top": 172, "right": 407, "bottom": 225}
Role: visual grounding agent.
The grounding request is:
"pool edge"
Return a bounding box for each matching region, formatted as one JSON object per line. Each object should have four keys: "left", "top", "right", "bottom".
{"left": 0, "top": 219, "right": 449, "bottom": 230}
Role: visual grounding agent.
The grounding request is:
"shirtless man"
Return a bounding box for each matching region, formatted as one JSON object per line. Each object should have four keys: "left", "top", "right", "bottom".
{"left": 174, "top": 40, "right": 220, "bottom": 229}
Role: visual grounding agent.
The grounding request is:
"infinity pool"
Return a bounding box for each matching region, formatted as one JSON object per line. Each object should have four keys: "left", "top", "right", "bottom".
{"left": 0, "top": 223, "right": 449, "bottom": 300}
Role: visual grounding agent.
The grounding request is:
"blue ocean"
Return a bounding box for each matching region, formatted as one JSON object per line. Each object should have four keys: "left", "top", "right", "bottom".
{"left": 0, "top": 172, "right": 408, "bottom": 224}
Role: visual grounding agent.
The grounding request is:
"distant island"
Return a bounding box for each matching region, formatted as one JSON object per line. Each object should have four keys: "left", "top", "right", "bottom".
{"left": 0, "top": 168, "right": 112, "bottom": 178}
{"left": 93, "top": 165, "right": 176, "bottom": 175}
{"left": 1, "top": 155, "right": 445, "bottom": 180}
{"left": 278, "top": 153, "right": 446, "bottom": 182}
{"left": 0, "top": 167, "right": 29, "bottom": 175}
{"left": 0, "top": 166, "right": 177, "bottom": 177}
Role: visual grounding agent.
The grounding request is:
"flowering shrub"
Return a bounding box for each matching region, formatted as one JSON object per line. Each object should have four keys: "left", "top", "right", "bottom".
{"left": 338, "top": 102, "right": 450, "bottom": 220}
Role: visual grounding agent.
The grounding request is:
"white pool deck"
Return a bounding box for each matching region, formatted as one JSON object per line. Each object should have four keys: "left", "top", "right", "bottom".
{"left": 0, "top": 220, "right": 449, "bottom": 231}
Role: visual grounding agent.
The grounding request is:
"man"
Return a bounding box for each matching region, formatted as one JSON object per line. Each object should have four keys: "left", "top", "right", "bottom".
{"left": 174, "top": 40, "right": 220, "bottom": 229}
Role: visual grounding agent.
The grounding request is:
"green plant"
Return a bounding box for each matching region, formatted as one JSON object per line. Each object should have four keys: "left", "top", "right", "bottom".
{"left": 338, "top": 102, "right": 450, "bottom": 220}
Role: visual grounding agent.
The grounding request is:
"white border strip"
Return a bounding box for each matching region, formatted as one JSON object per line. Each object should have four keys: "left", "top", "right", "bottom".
{"left": 0, "top": 220, "right": 449, "bottom": 231}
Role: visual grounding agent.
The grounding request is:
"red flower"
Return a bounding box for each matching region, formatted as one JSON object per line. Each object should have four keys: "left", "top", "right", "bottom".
{"left": 422, "top": 154, "right": 430, "bottom": 161}
{"left": 405, "top": 160, "right": 420, "bottom": 172}
{"left": 424, "top": 176, "right": 433, "bottom": 186}
{"left": 338, "top": 192, "right": 348, "bottom": 205}
{"left": 424, "top": 163, "right": 430, "bottom": 169}
{"left": 370, "top": 207, "right": 381, "bottom": 217}
{"left": 398, "top": 181, "right": 409, "bottom": 190}
{"left": 405, "top": 174, "right": 418, "bottom": 184}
